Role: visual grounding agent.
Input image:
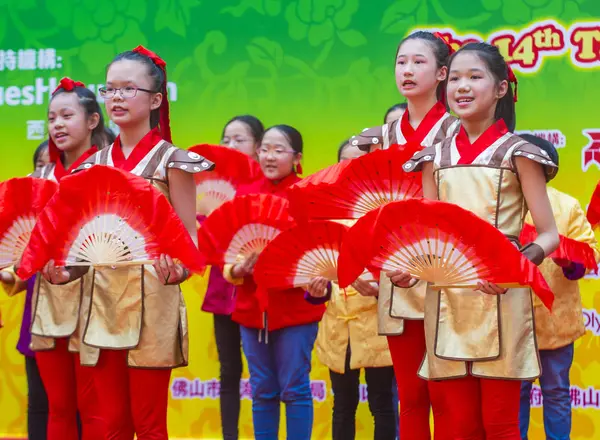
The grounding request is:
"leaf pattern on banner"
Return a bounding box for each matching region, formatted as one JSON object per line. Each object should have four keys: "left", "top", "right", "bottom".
{"left": 221, "top": 0, "right": 282, "bottom": 17}
{"left": 284, "top": 0, "right": 363, "bottom": 47}
{"left": 380, "top": 0, "right": 424, "bottom": 34}
{"left": 247, "top": 37, "right": 284, "bottom": 70}
{"left": 154, "top": 0, "right": 201, "bottom": 37}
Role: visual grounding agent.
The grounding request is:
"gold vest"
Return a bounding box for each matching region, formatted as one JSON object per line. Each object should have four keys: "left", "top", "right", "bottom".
{"left": 405, "top": 132, "right": 558, "bottom": 380}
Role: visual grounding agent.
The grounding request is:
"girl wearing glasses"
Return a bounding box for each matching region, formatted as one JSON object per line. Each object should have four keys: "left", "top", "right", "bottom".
{"left": 201, "top": 114, "right": 264, "bottom": 440}
{"left": 223, "top": 125, "right": 325, "bottom": 440}
{"left": 44, "top": 46, "right": 213, "bottom": 439}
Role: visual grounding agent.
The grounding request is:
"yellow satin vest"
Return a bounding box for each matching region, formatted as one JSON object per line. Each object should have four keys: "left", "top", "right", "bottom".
{"left": 316, "top": 283, "right": 392, "bottom": 373}
{"left": 525, "top": 186, "right": 599, "bottom": 350}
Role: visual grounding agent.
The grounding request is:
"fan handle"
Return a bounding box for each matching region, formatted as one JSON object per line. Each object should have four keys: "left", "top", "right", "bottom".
{"left": 430, "top": 282, "right": 523, "bottom": 290}
{"left": 68, "top": 260, "right": 155, "bottom": 268}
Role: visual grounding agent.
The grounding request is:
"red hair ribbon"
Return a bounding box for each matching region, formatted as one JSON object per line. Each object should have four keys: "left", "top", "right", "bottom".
{"left": 433, "top": 32, "right": 456, "bottom": 56}
{"left": 132, "top": 45, "right": 172, "bottom": 143}
{"left": 506, "top": 64, "right": 518, "bottom": 103}
{"left": 53, "top": 77, "right": 85, "bottom": 95}
{"left": 295, "top": 163, "right": 303, "bottom": 175}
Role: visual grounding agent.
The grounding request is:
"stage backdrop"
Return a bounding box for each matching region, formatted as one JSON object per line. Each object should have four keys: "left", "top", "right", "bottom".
{"left": 1, "top": 1, "right": 600, "bottom": 438}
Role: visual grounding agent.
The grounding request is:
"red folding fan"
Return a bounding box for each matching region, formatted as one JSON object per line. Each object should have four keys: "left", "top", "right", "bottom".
{"left": 288, "top": 146, "right": 422, "bottom": 221}
{"left": 520, "top": 223, "right": 598, "bottom": 271}
{"left": 253, "top": 220, "right": 348, "bottom": 290}
{"left": 337, "top": 198, "right": 554, "bottom": 309}
{"left": 0, "top": 177, "right": 58, "bottom": 270}
{"left": 588, "top": 181, "right": 600, "bottom": 230}
{"left": 189, "top": 144, "right": 263, "bottom": 216}
{"left": 196, "top": 193, "right": 295, "bottom": 266}
{"left": 17, "top": 166, "right": 205, "bottom": 279}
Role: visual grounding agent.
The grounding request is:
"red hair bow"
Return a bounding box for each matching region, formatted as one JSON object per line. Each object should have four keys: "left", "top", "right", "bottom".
{"left": 53, "top": 77, "right": 85, "bottom": 95}
{"left": 506, "top": 64, "right": 518, "bottom": 103}
{"left": 132, "top": 45, "right": 172, "bottom": 143}
{"left": 433, "top": 32, "right": 456, "bottom": 56}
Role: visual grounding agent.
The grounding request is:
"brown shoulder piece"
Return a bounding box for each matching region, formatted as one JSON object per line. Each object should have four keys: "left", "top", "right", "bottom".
{"left": 349, "top": 125, "right": 385, "bottom": 152}
{"left": 402, "top": 145, "right": 437, "bottom": 173}
{"left": 512, "top": 141, "right": 558, "bottom": 182}
{"left": 167, "top": 149, "right": 215, "bottom": 174}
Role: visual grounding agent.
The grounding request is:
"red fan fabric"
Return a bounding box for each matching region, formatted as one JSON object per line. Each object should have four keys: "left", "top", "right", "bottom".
{"left": 189, "top": 144, "right": 263, "bottom": 216}
{"left": 519, "top": 223, "right": 598, "bottom": 271}
{"left": 287, "top": 146, "right": 423, "bottom": 221}
{"left": 337, "top": 198, "right": 554, "bottom": 310}
{"left": 253, "top": 220, "right": 348, "bottom": 291}
{"left": 588, "top": 181, "right": 600, "bottom": 230}
{"left": 0, "top": 177, "right": 58, "bottom": 269}
{"left": 196, "top": 193, "right": 295, "bottom": 266}
{"left": 17, "top": 165, "right": 205, "bottom": 279}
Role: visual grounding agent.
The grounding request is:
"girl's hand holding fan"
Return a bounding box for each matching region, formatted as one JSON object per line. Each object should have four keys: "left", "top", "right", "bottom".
{"left": 17, "top": 166, "right": 206, "bottom": 283}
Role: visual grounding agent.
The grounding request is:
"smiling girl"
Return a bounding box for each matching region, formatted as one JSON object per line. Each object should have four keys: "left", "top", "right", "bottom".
{"left": 400, "top": 42, "right": 559, "bottom": 439}
{"left": 43, "top": 47, "right": 213, "bottom": 440}
{"left": 223, "top": 124, "right": 325, "bottom": 440}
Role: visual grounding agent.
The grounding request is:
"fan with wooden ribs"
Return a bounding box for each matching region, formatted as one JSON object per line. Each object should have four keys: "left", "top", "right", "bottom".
{"left": 17, "top": 165, "right": 206, "bottom": 279}
{"left": 520, "top": 223, "right": 598, "bottom": 271}
{"left": 337, "top": 198, "right": 555, "bottom": 309}
{"left": 0, "top": 177, "right": 58, "bottom": 269}
{"left": 253, "top": 220, "right": 348, "bottom": 290}
{"left": 287, "top": 145, "right": 422, "bottom": 221}
{"left": 189, "top": 144, "right": 263, "bottom": 217}
{"left": 196, "top": 193, "right": 295, "bottom": 266}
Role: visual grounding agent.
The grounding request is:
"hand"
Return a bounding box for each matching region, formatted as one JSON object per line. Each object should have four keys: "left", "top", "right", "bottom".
{"left": 153, "top": 254, "right": 186, "bottom": 285}
{"left": 0, "top": 271, "right": 15, "bottom": 284}
{"left": 475, "top": 281, "right": 508, "bottom": 295}
{"left": 386, "top": 270, "right": 418, "bottom": 288}
{"left": 352, "top": 278, "right": 379, "bottom": 297}
{"left": 42, "top": 260, "right": 71, "bottom": 285}
{"left": 231, "top": 253, "right": 259, "bottom": 278}
{"left": 307, "top": 276, "right": 329, "bottom": 298}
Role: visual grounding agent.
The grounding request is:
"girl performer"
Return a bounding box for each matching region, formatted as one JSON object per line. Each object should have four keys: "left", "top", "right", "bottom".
{"left": 201, "top": 115, "right": 264, "bottom": 440}
{"left": 223, "top": 125, "right": 325, "bottom": 440}
{"left": 349, "top": 30, "right": 459, "bottom": 439}
{"left": 22, "top": 78, "right": 106, "bottom": 440}
{"left": 398, "top": 42, "right": 559, "bottom": 438}
{"left": 44, "top": 47, "right": 213, "bottom": 439}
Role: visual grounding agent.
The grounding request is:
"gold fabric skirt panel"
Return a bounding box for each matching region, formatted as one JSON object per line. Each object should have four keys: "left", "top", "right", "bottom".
{"left": 377, "top": 274, "right": 404, "bottom": 336}
{"left": 389, "top": 279, "right": 427, "bottom": 319}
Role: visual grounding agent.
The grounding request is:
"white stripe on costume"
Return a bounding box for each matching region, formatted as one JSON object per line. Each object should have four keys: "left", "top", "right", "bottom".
{"left": 471, "top": 133, "right": 513, "bottom": 165}
{"left": 129, "top": 140, "right": 166, "bottom": 176}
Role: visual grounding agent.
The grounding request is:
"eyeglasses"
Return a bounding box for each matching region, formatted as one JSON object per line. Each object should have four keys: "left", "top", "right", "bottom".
{"left": 257, "top": 145, "right": 296, "bottom": 158}
{"left": 221, "top": 137, "right": 252, "bottom": 147}
{"left": 98, "top": 86, "right": 156, "bottom": 99}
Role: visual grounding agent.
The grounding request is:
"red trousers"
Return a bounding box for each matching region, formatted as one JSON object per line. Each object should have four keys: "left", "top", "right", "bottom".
{"left": 36, "top": 338, "right": 104, "bottom": 440}
{"left": 387, "top": 320, "right": 447, "bottom": 440}
{"left": 434, "top": 376, "right": 521, "bottom": 439}
{"left": 93, "top": 349, "right": 172, "bottom": 440}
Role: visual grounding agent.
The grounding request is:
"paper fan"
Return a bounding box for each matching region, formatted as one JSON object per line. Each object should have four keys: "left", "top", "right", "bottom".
{"left": 189, "top": 144, "right": 263, "bottom": 216}
{"left": 17, "top": 165, "right": 205, "bottom": 279}
{"left": 0, "top": 177, "right": 58, "bottom": 269}
{"left": 588, "top": 181, "right": 600, "bottom": 230}
{"left": 196, "top": 193, "right": 295, "bottom": 266}
{"left": 288, "top": 146, "right": 422, "bottom": 221}
{"left": 520, "top": 223, "right": 598, "bottom": 271}
{"left": 337, "top": 198, "right": 554, "bottom": 309}
{"left": 253, "top": 220, "right": 348, "bottom": 290}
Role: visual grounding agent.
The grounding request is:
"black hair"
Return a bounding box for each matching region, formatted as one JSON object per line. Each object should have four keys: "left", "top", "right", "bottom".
{"left": 266, "top": 124, "right": 303, "bottom": 154}
{"left": 448, "top": 42, "right": 516, "bottom": 131}
{"left": 384, "top": 103, "right": 408, "bottom": 123}
{"left": 109, "top": 51, "right": 165, "bottom": 130}
{"left": 50, "top": 87, "right": 106, "bottom": 149}
{"left": 222, "top": 115, "right": 265, "bottom": 144}
{"left": 104, "top": 127, "right": 116, "bottom": 146}
{"left": 519, "top": 134, "right": 559, "bottom": 168}
{"left": 33, "top": 140, "right": 48, "bottom": 169}
{"left": 397, "top": 31, "right": 450, "bottom": 103}
{"left": 337, "top": 139, "right": 350, "bottom": 162}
